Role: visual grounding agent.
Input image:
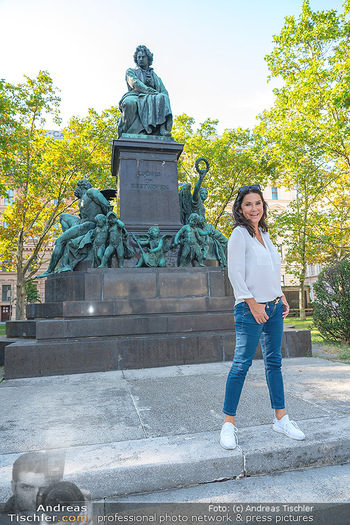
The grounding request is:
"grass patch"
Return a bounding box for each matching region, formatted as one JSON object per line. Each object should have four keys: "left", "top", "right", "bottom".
{"left": 315, "top": 342, "right": 350, "bottom": 364}
{"left": 338, "top": 346, "right": 350, "bottom": 363}
{"left": 285, "top": 317, "right": 350, "bottom": 364}
{"left": 284, "top": 318, "right": 323, "bottom": 344}
{"left": 0, "top": 325, "right": 6, "bottom": 336}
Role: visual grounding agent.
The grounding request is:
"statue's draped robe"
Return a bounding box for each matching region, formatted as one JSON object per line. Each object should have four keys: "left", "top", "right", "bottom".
{"left": 206, "top": 225, "right": 228, "bottom": 269}
{"left": 118, "top": 67, "right": 173, "bottom": 136}
{"left": 191, "top": 195, "right": 206, "bottom": 221}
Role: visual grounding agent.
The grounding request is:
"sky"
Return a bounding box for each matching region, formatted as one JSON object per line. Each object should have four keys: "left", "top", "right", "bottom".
{"left": 0, "top": 0, "right": 345, "bottom": 133}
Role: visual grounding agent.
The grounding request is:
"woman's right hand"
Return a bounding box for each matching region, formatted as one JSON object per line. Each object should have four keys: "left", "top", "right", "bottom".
{"left": 245, "top": 298, "right": 269, "bottom": 324}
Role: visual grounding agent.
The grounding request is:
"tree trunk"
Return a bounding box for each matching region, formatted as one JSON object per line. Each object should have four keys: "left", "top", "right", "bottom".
{"left": 299, "top": 203, "right": 307, "bottom": 321}
{"left": 299, "top": 277, "right": 306, "bottom": 321}
{"left": 16, "top": 264, "right": 26, "bottom": 320}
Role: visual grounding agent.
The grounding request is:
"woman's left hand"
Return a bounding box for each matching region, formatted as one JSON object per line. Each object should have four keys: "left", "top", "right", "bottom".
{"left": 281, "top": 296, "right": 290, "bottom": 319}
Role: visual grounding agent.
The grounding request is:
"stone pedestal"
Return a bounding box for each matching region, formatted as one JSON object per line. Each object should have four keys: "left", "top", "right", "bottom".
{"left": 4, "top": 266, "right": 312, "bottom": 379}
{"left": 4, "top": 267, "right": 237, "bottom": 378}
{"left": 112, "top": 136, "right": 183, "bottom": 235}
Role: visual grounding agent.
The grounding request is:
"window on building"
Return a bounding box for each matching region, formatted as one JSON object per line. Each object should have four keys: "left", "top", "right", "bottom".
{"left": 2, "top": 284, "right": 11, "bottom": 302}
{"left": 4, "top": 190, "right": 14, "bottom": 205}
{"left": 271, "top": 187, "right": 278, "bottom": 200}
{"left": 310, "top": 265, "right": 315, "bottom": 276}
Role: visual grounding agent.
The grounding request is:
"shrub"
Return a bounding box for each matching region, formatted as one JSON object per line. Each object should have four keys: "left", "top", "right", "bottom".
{"left": 25, "top": 280, "right": 41, "bottom": 304}
{"left": 313, "top": 260, "right": 350, "bottom": 343}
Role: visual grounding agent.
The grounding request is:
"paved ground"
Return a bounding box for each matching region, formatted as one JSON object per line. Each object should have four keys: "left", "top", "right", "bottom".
{"left": 0, "top": 356, "right": 349, "bottom": 505}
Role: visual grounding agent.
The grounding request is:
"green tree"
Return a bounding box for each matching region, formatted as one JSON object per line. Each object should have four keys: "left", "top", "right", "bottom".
{"left": 25, "top": 280, "right": 41, "bottom": 304}
{"left": 172, "top": 114, "right": 272, "bottom": 237}
{"left": 313, "top": 177, "right": 350, "bottom": 261}
{"left": 0, "top": 79, "right": 20, "bottom": 185}
{"left": 0, "top": 71, "right": 119, "bottom": 319}
{"left": 269, "top": 197, "right": 325, "bottom": 318}
{"left": 258, "top": 0, "right": 350, "bottom": 318}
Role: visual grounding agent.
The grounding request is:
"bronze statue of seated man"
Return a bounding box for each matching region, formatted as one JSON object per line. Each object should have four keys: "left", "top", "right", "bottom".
{"left": 118, "top": 45, "right": 173, "bottom": 138}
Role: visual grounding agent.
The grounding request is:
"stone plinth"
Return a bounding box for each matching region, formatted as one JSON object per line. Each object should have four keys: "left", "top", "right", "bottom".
{"left": 112, "top": 137, "right": 183, "bottom": 235}
{"left": 5, "top": 267, "right": 236, "bottom": 379}
{"left": 5, "top": 268, "right": 312, "bottom": 379}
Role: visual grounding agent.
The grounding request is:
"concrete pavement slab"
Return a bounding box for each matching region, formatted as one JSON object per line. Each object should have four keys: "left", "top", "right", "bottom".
{"left": 247, "top": 357, "right": 350, "bottom": 402}
{"left": 0, "top": 358, "right": 349, "bottom": 502}
{"left": 58, "top": 415, "right": 350, "bottom": 497}
{"left": 121, "top": 362, "right": 230, "bottom": 379}
{"left": 0, "top": 370, "right": 144, "bottom": 454}
{"left": 127, "top": 374, "right": 329, "bottom": 437}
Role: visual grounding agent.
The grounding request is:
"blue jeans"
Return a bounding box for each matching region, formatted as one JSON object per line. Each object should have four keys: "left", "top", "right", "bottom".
{"left": 223, "top": 300, "right": 285, "bottom": 416}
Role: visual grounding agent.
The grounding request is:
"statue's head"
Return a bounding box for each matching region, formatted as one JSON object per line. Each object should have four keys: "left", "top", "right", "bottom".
{"left": 95, "top": 214, "right": 106, "bottom": 226}
{"left": 200, "top": 188, "right": 208, "bottom": 201}
{"left": 134, "top": 45, "right": 153, "bottom": 69}
{"left": 188, "top": 213, "right": 199, "bottom": 226}
{"left": 107, "top": 211, "right": 118, "bottom": 224}
{"left": 198, "top": 216, "right": 206, "bottom": 228}
{"left": 148, "top": 226, "right": 160, "bottom": 239}
{"left": 74, "top": 179, "right": 92, "bottom": 198}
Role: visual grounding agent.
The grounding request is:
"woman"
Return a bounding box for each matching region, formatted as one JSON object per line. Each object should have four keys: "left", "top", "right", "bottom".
{"left": 220, "top": 185, "right": 305, "bottom": 449}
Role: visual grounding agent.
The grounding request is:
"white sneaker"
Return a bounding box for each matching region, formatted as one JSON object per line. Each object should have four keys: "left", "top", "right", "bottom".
{"left": 273, "top": 415, "right": 305, "bottom": 440}
{"left": 220, "top": 422, "right": 238, "bottom": 449}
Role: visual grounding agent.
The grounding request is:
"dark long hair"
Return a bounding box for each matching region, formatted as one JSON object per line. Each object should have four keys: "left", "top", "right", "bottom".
{"left": 232, "top": 187, "right": 268, "bottom": 237}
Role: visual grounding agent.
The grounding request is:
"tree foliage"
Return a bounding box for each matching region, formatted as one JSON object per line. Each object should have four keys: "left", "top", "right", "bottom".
{"left": 172, "top": 114, "right": 272, "bottom": 237}
{"left": 25, "top": 280, "right": 41, "bottom": 304}
{"left": 257, "top": 0, "right": 350, "bottom": 317}
{"left": 310, "top": 177, "right": 350, "bottom": 262}
{"left": 0, "top": 71, "right": 119, "bottom": 319}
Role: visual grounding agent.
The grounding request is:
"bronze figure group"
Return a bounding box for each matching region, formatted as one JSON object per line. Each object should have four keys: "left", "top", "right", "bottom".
{"left": 39, "top": 47, "right": 228, "bottom": 276}
{"left": 39, "top": 159, "right": 227, "bottom": 276}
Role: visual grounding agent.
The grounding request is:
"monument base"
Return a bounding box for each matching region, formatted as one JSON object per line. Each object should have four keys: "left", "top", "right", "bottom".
{"left": 5, "top": 267, "right": 236, "bottom": 378}
{"left": 5, "top": 267, "right": 312, "bottom": 379}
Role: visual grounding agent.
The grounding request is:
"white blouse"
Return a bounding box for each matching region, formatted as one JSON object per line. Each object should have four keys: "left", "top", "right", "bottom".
{"left": 227, "top": 226, "right": 283, "bottom": 305}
